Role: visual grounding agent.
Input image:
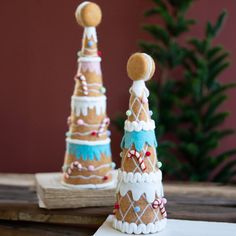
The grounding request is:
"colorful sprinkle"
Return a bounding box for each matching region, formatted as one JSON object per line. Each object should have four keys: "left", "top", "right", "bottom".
{"left": 107, "top": 130, "right": 111, "bottom": 136}
{"left": 77, "top": 119, "right": 84, "bottom": 125}
{"left": 145, "top": 151, "right": 151, "bottom": 156}
{"left": 126, "top": 110, "right": 132, "bottom": 116}
{"left": 149, "top": 110, "right": 153, "bottom": 116}
{"left": 111, "top": 162, "right": 116, "bottom": 169}
{"left": 88, "top": 165, "right": 95, "bottom": 171}
{"left": 114, "top": 203, "right": 119, "bottom": 209}
{"left": 134, "top": 206, "right": 140, "bottom": 213}
{"left": 100, "top": 87, "right": 106, "bottom": 94}
{"left": 103, "top": 175, "right": 109, "bottom": 181}
{"left": 87, "top": 41, "right": 93, "bottom": 47}
{"left": 157, "top": 161, "right": 162, "bottom": 168}
{"left": 91, "top": 131, "right": 97, "bottom": 136}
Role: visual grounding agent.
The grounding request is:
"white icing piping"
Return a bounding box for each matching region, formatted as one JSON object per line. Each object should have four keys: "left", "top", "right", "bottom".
{"left": 117, "top": 181, "right": 164, "bottom": 203}
{"left": 113, "top": 217, "right": 167, "bottom": 234}
{"left": 66, "top": 137, "right": 110, "bottom": 146}
{"left": 118, "top": 170, "right": 162, "bottom": 183}
{"left": 124, "top": 120, "right": 155, "bottom": 132}
{"left": 67, "top": 130, "right": 107, "bottom": 137}
{"left": 143, "top": 53, "right": 153, "bottom": 81}
{"left": 78, "top": 56, "right": 101, "bottom": 62}
{"left": 63, "top": 162, "right": 114, "bottom": 172}
{"left": 71, "top": 95, "right": 106, "bottom": 116}
{"left": 68, "top": 169, "right": 112, "bottom": 180}
{"left": 84, "top": 27, "right": 98, "bottom": 42}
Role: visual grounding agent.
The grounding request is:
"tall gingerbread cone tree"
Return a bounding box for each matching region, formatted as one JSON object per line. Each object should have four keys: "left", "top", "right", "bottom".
{"left": 113, "top": 53, "right": 167, "bottom": 234}
{"left": 62, "top": 2, "right": 115, "bottom": 188}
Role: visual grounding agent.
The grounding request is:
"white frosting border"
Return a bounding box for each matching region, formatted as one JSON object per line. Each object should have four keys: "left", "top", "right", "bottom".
{"left": 61, "top": 176, "right": 115, "bottom": 189}
{"left": 113, "top": 217, "right": 167, "bottom": 234}
{"left": 66, "top": 137, "right": 110, "bottom": 146}
{"left": 71, "top": 95, "right": 106, "bottom": 116}
{"left": 117, "top": 180, "right": 164, "bottom": 203}
{"left": 124, "top": 119, "right": 155, "bottom": 131}
{"left": 118, "top": 169, "right": 162, "bottom": 184}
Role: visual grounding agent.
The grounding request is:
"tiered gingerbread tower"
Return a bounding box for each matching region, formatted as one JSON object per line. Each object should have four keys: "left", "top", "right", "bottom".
{"left": 113, "top": 53, "right": 167, "bottom": 234}
{"left": 62, "top": 2, "right": 115, "bottom": 188}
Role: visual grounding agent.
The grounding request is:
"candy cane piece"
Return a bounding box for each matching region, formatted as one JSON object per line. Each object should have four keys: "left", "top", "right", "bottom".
{"left": 97, "top": 117, "right": 110, "bottom": 136}
{"left": 75, "top": 74, "right": 88, "bottom": 95}
{"left": 64, "top": 161, "right": 82, "bottom": 179}
{"left": 152, "top": 198, "right": 167, "bottom": 217}
{"left": 127, "top": 150, "right": 146, "bottom": 171}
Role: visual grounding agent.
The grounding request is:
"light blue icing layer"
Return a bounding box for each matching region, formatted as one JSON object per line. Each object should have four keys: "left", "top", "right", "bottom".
{"left": 121, "top": 130, "right": 158, "bottom": 151}
{"left": 66, "top": 142, "right": 111, "bottom": 161}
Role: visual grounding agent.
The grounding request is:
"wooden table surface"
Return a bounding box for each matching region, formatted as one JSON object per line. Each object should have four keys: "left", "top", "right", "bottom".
{"left": 0, "top": 173, "right": 235, "bottom": 236}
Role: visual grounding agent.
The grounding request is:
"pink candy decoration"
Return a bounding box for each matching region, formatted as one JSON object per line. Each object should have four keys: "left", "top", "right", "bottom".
{"left": 77, "top": 119, "right": 84, "bottom": 125}
{"left": 152, "top": 198, "right": 167, "bottom": 218}
{"left": 88, "top": 165, "right": 95, "bottom": 171}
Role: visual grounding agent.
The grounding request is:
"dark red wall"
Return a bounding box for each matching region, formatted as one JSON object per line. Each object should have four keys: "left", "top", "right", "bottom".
{"left": 0, "top": 0, "right": 235, "bottom": 173}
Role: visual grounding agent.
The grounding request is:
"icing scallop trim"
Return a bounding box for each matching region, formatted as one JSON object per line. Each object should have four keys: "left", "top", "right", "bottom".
{"left": 113, "top": 217, "right": 167, "bottom": 234}
{"left": 118, "top": 170, "right": 162, "bottom": 183}
{"left": 71, "top": 95, "right": 106, "bottom": 116}
{"left": 124, "top": 120, "right": 155, "bottom": 132}
{"left": 117, "top": 181, "right": 164, "bottom": 203}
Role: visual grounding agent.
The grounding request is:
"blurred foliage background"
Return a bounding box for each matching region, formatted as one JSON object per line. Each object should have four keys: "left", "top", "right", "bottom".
{"left": 114, "top": 0, "right": 236, "bottom": 183}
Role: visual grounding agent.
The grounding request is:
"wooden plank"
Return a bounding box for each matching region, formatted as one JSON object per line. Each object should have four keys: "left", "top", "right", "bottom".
{"left": 0, "top": 173, "right": 235, "bottom": 226}
{"left": 35, "top": 172, "right": 117, "bottom": 209}
{"left": 0, "top": 220, "right": 96, "bottom": 236}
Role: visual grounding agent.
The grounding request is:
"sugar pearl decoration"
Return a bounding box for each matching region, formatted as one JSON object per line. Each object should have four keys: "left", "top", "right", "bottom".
{"left": 134, "top": 206, "right": 140, "bottom": 213}
{"left": 88, "top": 165, "right": 95, "bottom": 171}
{"left": 162, "top": 198, "right": 167, "bottom": 204}
{"left": 114, "top": 203, "right": 119, "bottom": 209}
{"left": 77, "top": 119, "right": 84, "bottom": 125}
{"left": 103, "top": 175, "right": 108, "bottom": 180}
{"left": 145, "top": 151, "right": 151, "bottom": 156}
{"left": 126, "top": 110, "right": 132, "bottom": 116}
{"left": 111, "top": 162, "right": 116, "bottom": 169}
{"left": 107, "top": 130, "right": 111, "bottom": 136}
{"left": 87, "top": 41, "right": 93, "bottom": 47}
{"left": 157, "top": 161, "right": 162, "bottom": 168}
{"left": 149, "top": 110, "right": 153, "bottom": 116}
{"left": 100, "top": 86, "right": 106, "bottom": 94}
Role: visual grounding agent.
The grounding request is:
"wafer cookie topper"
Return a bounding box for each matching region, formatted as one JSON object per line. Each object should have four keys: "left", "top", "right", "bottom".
{"left": 127, "top": 53, "right": 155, "bottom": 97}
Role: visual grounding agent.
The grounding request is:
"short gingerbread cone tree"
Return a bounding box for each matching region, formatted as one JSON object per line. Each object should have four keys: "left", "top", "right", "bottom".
{"left": 62, "top": 2, "right": 115, "bottom": 188}
{"left": 113, "top": 53, "right": 167, "bottom": 234}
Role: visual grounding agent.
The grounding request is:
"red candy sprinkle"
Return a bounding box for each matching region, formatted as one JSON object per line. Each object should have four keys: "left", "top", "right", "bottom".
{"left": 114, "top": 203, "right": 119, "bottom": 209}
{"left": 98, "top": 51, "right": 102, "bottom": 56}
{"left": 91, "top": 131, "right": 97, "bottom": 136}
{"left": 146, "top": 151, "right": 151, "bottom": 156}
{"left": 103, "top": 175, "right": 108, "bottom": 180}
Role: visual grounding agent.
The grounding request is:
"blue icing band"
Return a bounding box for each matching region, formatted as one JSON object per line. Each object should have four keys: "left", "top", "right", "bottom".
{"left": 67, "top": 142, "right": 111, "bottom": 161}
{"left": 121, "top": 130, "right": 158, "bottom": 151}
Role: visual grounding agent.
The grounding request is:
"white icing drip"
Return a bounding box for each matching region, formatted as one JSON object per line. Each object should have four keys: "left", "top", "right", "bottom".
{"left": 118, "top": 170, "right": 162, "bottom": 184}
{"left": 143, "top": 53, "right": 153, "bottom": 81}
{"left": 78, "top": 56, "right": 101, "bottom": 62}
{"left": 117, "top": 181, "right": 164, "bottom": 203}
{"left": 113, "top": 217, "right": 167, "bottom": 234}
{"left": 124, "top": 119, "right": 155, "bottom": 131}
{"left": 71, "top": 95, "right": 106, "bottom": 116}
{"left": 131, "top": 80, "right": 149, "bottom": 98}
{"left": 66, "top": 137, "right": 110, "bottom": 146}
{"left": 84, "top": 27, "right": 98, "bottom": 42}
{"left": 80, "top": 62, "right": 102, "bottom": 75}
